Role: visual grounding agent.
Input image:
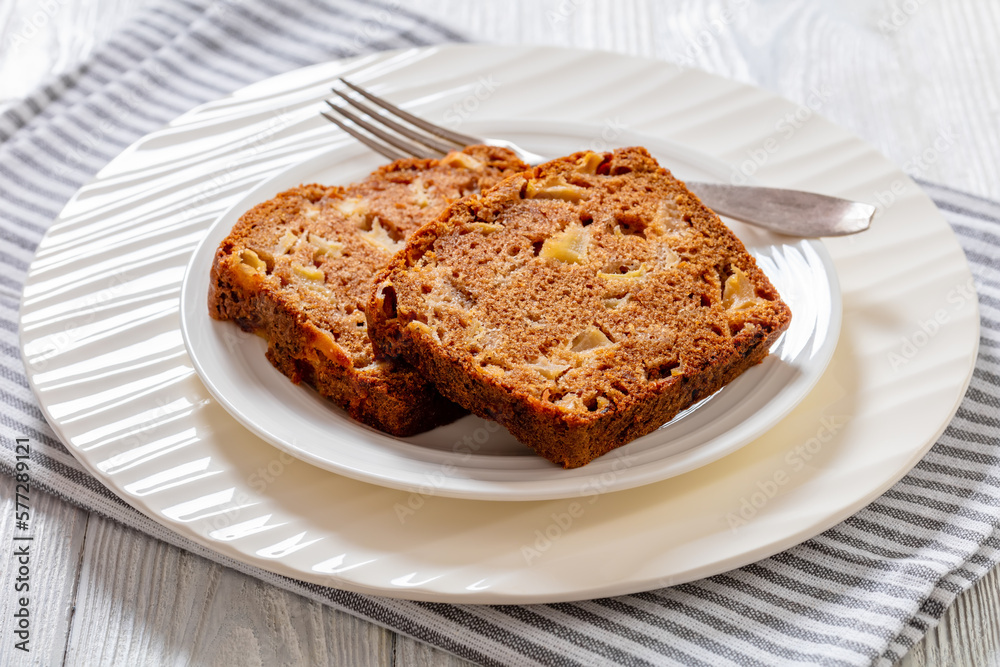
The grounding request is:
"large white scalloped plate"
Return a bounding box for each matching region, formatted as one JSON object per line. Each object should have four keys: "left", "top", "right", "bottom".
{"left": 19, "top": 44, "right": 978, "bottom": 603}
{"left": 178, "top": 121, "right": 841, "bottom": 500}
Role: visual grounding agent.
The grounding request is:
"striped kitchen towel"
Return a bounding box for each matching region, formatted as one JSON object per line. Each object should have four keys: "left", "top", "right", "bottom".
{"left": 2, "top": 1, "right": 1000, "bottom": 665}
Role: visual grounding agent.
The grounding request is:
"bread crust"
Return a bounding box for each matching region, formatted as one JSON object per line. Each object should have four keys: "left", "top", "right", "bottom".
{"left": 369, "top": 147, "right": 792, "bottom": 464}
{"left": 208, "top": 146, "right": 527, "bottom": 435}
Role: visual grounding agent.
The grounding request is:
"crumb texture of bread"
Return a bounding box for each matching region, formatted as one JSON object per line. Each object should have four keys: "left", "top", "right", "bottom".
{"left": 368, "top": 147, "right": 793, "bottom": 463}
{"left": 208, "top": 145, "right": 527, "bottom": 435}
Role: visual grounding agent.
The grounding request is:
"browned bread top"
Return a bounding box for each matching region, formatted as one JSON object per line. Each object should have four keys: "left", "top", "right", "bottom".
{"left": 368, "top": 146, "right": 793, "bottom": 464}
{"left": 208, "top": 145, "right": 527, "bottom": 435}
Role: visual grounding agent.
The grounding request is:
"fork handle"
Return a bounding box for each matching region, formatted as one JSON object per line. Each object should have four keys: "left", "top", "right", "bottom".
{"left": 685, "top": 182, "right": 875, "bottom": 237}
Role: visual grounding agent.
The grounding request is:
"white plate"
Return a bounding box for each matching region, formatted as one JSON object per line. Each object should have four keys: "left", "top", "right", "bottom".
{"left": 179, "top": 122, "right": 841, "bottom": 501}
{"left": 19, "top": 44, "right": 978, "bottom": 603}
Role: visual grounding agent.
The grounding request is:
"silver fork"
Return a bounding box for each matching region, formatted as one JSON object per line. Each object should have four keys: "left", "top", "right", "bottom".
{"left": 322, "top": 79, "right": 875, "bottom": 237}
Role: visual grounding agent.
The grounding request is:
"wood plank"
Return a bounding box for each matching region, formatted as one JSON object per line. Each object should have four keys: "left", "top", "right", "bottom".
{"left": 899, "top": 564, "right": 1000, "bottom": 667}
{"left": 65, "top": 514, "right": 395, "bottom": 666}
{"left": 0, "top": 481, "right": 89, "bottom": 666}
{"left": 394, "top": 635, "right": 475, "bottom": 667}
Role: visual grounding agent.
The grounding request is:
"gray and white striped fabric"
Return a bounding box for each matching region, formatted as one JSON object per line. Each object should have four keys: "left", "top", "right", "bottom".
{"left": 2, "top": 1, "right": 999, "bottom": 665}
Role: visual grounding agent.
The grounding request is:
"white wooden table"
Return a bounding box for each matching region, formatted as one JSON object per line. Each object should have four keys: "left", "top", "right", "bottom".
{"left": 2, "top": 1, "right": 999, "bottom": 664}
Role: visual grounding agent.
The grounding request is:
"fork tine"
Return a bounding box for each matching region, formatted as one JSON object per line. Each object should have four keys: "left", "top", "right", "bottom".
{"left": 339, "top": 78, "right": 482, "bottom": 147}
{"left": 325, "top": 101, "right": 438, "bottom": 159}
{"left": 330, "top": 88, "right": 460, "bottom": 155}
{"left": 320, "top": 111, "right": 409, "bottom": 162}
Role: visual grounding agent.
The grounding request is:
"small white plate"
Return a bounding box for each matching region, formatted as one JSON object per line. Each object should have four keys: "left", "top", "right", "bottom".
{"left": 179, "top": 121, "right": 841, "bottom": 501}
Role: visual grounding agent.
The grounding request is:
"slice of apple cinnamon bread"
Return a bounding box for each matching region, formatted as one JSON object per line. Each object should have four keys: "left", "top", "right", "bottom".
{"left": 209, "top": 145, "right": 528, "bottom": 435}
{"left": 368, "top": 146, "right": 792, "bottom": 464}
